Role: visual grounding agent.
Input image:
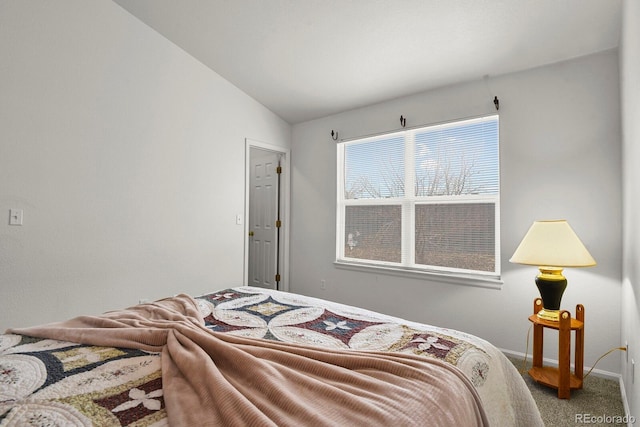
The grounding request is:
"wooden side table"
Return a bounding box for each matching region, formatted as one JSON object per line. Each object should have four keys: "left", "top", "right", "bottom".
{"left": 528, "top": 298, "right": 584, "bottom": 399}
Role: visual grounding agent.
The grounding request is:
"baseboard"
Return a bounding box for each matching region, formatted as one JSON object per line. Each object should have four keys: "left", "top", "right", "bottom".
{"left": 500, "top": 348, "right": 621, "bottom": 381}
{"left": 617, "top": 376, "right": 634, "bottom": 427}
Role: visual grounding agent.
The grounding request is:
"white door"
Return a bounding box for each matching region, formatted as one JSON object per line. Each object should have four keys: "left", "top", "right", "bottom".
{"left": 248, "top": 149, "right": 280, "bottom": 289}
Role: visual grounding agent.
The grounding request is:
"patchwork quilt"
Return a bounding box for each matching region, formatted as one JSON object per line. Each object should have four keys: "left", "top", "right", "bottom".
{"left": 0, "top": 286, "right": 543, "bottom": 426}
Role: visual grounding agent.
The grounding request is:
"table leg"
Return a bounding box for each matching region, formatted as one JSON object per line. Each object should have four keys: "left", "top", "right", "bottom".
{"left": 532, "top": 323, "right": 543, "bottom": 368}
{"left": 558, "top": 311, "right": 571, "bottom": 399}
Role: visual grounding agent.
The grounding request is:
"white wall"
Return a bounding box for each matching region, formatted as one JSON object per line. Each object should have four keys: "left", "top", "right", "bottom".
{"left": 620, "top": 0, "right": 640, "bottom": 419}
{"left": 0, "top": 0, "right": 291, "bottom": 329}
{"left": 291, "top": 50, "right": 622, "bottom": 374}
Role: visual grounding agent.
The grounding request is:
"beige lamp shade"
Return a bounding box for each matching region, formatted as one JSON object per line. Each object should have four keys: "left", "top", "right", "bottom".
{"left": 509, "top": 220, "right": 596, "bottom": 267}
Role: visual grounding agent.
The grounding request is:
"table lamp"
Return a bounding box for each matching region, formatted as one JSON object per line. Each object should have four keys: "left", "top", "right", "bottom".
{"left": 510, "top": 220, "right": 596, "bottom": 321}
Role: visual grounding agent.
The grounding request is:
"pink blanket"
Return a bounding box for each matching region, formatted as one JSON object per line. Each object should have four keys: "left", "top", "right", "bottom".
{"left": 8, "top": 294, "right": 489, "bottom": 426}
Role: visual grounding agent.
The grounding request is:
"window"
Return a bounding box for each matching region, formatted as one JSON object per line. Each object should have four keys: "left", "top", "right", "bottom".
{"left": 336, "top": 115, "right": 500, "bottom": 281}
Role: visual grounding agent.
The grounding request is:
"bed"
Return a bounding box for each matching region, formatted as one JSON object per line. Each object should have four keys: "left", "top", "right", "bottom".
{"left": 1, "top": 286, "right": 542, "bottom": 426}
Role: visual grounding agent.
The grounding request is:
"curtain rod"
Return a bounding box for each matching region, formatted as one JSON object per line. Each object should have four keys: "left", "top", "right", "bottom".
{"left": 330, "top": 106, "right": 499, "bottom": 144}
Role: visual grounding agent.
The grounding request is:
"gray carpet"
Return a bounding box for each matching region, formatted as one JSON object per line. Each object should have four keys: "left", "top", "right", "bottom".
{"left": 507, "top": 355, "right": 626, "bottom": 426}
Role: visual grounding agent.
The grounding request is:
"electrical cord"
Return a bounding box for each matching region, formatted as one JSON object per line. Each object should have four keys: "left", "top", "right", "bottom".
{"left": 520, "top": 324, "right": 532, "bottom": 374}
{"left": 519, "top": 324, "right": 626, "bottom": 378}
{"left": 583, "top": 347, "right": 627, "bottom": 378}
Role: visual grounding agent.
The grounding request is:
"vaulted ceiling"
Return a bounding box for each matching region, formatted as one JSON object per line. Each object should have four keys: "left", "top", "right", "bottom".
{"left": 113, "top": 0, "right": 622, "bottom": 124}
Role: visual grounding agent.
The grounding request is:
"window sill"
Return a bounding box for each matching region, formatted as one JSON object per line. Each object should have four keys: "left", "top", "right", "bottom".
{"left": 333, "top": 260, "right": 503, "bottom": 290}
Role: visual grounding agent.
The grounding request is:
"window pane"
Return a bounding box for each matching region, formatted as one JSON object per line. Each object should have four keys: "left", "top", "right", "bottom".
{"left": 415, "top": 203, "right": 495, "bottom": 272}
{"left": 344, "top": 136, "right": 404, "bottom": 199}
{"left": 344, "top": 205, "right": 401, "bottom": 263}
{"left": 414, "top": 116, "right": 499, "bottom": 196}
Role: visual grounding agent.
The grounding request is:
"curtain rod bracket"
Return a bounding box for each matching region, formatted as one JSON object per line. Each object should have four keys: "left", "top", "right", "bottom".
{"left": 400, "top": 115, "right": 407, "bottom": 128}
{"left": 331, "top": 130, "right": 339, "bottom": 141}
{"left": 493, "top": 96, "right": 499, "bottom": 111}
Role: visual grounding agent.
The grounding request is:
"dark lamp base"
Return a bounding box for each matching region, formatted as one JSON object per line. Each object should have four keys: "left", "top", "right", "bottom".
{"left": 535, "top": 267, "right": 567, "bottom": 322}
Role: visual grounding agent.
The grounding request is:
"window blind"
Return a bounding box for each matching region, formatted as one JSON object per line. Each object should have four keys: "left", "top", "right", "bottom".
{"left": 337, "top": 114, "right": 500, "bottom": 277}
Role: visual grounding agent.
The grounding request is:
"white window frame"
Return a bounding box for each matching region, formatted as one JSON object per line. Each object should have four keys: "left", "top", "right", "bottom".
{"left": 335, "top": 115, "right": 502, "bottom": 288}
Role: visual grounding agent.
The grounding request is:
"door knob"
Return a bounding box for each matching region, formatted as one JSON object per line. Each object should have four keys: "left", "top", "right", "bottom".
{"left": 248, "top": 231, "right": 254, "bottom": 236}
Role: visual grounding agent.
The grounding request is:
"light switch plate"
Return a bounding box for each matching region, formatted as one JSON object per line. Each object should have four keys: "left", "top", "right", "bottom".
{"left": 9, "top": 209, "right": 23, "bottom": 225}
